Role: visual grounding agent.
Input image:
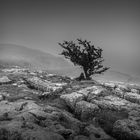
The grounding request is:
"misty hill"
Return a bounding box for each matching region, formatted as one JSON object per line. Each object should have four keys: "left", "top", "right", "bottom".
{"left": 93, "top": 70, "right": 140, "bottom": 84}
{"left": 0, "top": 44, "right": 140, "bottom": 84}
{"left": 0, "top": 44, "right": 81, "bottom": 76}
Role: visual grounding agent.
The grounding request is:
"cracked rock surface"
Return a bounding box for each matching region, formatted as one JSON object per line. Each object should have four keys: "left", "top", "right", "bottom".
{"left": 0, "top": 67, "right": 140, "bottom": 140}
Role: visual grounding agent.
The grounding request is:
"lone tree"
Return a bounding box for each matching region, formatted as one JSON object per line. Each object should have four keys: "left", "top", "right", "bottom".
{"left": 59, "top": 39, "right": 109, "bottom": 80}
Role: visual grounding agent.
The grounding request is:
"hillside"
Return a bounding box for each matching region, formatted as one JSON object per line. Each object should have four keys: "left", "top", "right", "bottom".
{"left": 93, "top": 70, "right": 140, "bottom": 84}
{"left": 0, "top": 44, "right": 81, "bottom": 76}
{"left": 0, "top": 44, "right": 140, "bottom": 83}
{"left": 0, "top": 67, "right": 139, "bottom": 140}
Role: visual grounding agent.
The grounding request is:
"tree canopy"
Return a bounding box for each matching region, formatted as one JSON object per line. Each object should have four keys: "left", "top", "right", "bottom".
{"left": 59, "top": 39, "right": 109, "bottom": 80}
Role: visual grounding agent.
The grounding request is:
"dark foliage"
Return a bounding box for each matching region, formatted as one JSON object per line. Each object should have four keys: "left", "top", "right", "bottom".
{"left": 59, "top": 39, "right": 109, "bottom": 80}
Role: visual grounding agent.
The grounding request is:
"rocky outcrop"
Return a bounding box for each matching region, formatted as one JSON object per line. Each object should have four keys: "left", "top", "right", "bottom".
{"left": 60, "top": 92, "right": 84, "bottom": 110}
{"left": 23, "top": 76, "right": 67, "bottom": 93}
{"left": 0, "top": 76, "right": 12, "bottom": 85}
{"left": 124, "top": 92, "right": 140, "bottom": 104}
{"left": 86, "top": 86, "right": 111, "bottom": 101}
{"left": 0, "top": 99, "right": 83, "bottom": 140}
{"left": 0, "top": 67, "right": 140, "bottom": 140}
{"left": 91, "top": 95, "right": 132, "bottom": 111}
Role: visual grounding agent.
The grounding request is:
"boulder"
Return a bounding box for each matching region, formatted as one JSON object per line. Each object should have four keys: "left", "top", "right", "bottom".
{"left": 24, "top": 77, "right": 65, "bottom": 93}
{"left": 0, "top": 94, "right": 4, "bottom": 101}
{"left": 124, "top": 92, "right": 140, "bottom": 104}
{"left": 75, "top": 101, "right": 99, "bottom": 121}
{"left": 57, "top": 111, "right": 84, "bottom": 134}
{"left": 0, "top": 76, "right": 12, "bottom": 84}
{"left": 90, "top": 95, "right": 138, "bottom": 111}
{"left": 41, "top": 109, "right": 84, "bottom": 135}
{"left": 131, "top": 88, "right": 139, "bottom": 94}
{"left": 77, "top": 87, "right": 95, "bottom": 98}
{"left": 113, "top": 119, "right": 140, "bottom": 140}
{"left": 103, "top": 82, "right": 116, "bottom": 89}
{"left": 60, "top": 92, "right": 84, "bottom": 109}
{"left": 14, "top": 112, "right": 38, "bottom": 123}
{"left": 0, "top": 100, "right": 45, "bottom": 120}
{"left": 0, "top": 100, "right": 20, "bottom": 116}
{"left": 87, "top": 86, "right": 110, "bottom": 102}
{"left": 128, "top": 110, "right": 140, "bottom": 121}
{"left": 0, "top": 92, "right": 10, "bottom": 98}
{"left": 114, "top": 88, "right": 125, "bottom": 98}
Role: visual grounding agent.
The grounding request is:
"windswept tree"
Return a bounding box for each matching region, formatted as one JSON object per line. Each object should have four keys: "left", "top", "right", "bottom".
{"left": 59, "top": 39, "right": 109, "bottom": 80}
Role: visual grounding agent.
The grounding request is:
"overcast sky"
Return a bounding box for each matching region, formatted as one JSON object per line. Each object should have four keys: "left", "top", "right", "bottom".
{"left": 0, "top": 0, "right": 140, "bottom": 75}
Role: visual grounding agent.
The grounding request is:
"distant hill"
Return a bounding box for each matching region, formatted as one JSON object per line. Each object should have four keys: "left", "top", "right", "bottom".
{"left": 93, "top": 70, "right": 140, "bottom": 84}
{"left": 0, "top": 44, "right": 81, "bottom": 76}
{"left": 0, "top": 44, "right": 139, "bottom": 84}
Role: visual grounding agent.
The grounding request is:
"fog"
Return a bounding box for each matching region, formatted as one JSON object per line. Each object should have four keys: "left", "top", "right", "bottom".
{"left": 0, "top": 0, "right": 140, "bottom": 76}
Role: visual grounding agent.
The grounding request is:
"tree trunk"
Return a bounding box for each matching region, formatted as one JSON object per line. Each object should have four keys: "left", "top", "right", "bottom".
{"left": 83, "top": 67, "right": 90, "bottom": 80}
